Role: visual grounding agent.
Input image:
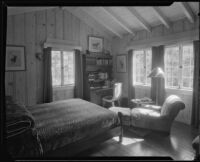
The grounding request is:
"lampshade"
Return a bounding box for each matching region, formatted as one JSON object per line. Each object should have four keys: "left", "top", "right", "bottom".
{"left": 148, "top": 67, "right": 165, "bottom": 78}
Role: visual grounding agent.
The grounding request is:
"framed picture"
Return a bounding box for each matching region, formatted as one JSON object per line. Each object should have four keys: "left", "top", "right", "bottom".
{"left": 88, "top": 36, "right": 103, "bottom": 53}
{"left": 116, "top": 55, "right": 127, "bottom": 73}
{"left": 6, "top": 45, "right": 26, "bottom": 71}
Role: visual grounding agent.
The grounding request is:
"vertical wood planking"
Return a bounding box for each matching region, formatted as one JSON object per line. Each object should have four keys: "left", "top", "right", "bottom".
{"left": 46, "top": 9, "right": 56, "bottom": 39}
{"left": 36, "top": 10, "right": 46, "bottom": 103}
{"left": 5, "top": 16, "right": 14, "bottom": 97}
{"left": 25, "top": 12, "right": 37, "bottom": 106}
{"left": 13, "top": 14, "right": 26, "bottom": 105}
{"left": 55, "top": 8, "right": 64, "bottom": 40}
{"left": 72, "top": 15, "right": 80, "bottom": 45}
{"left": 64, "top": 10, "right": 72, "bottom": 41}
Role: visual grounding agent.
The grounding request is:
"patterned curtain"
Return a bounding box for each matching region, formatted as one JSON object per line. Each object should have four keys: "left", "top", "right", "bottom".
{"left": 191, "top": 40, "right": 200, "bottom": 129}
{"left": 74, "top": 49, "right": 83, "bottom": 98}
{"left": 43, "top": 47, "right": 53, "bottom": 103}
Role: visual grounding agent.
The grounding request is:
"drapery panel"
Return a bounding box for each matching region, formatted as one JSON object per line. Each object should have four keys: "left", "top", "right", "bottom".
{"left": 191, "top": 40, "right": 200, "bottom": 129}
{"left": 74, "top": 49, "right": 83, "bottom": 98}
{"left": 151, "top": 45, "right": 165, "bottom": 105}
{"left": 43, "top": 47, "right": 53, "bottom": 103}
{"left": 128, "top": 49, "right": 135, "bottom": 107}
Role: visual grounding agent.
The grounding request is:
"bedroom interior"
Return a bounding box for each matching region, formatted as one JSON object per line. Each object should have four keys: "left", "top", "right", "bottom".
{"left": 3, "top": 1, "right": 200, "bottom": 161}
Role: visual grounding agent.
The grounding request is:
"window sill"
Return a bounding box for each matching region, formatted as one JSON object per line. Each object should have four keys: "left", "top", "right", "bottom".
{"left": 53, "top": 85, "right": 75, "bottom": 90}
{"left": 134, "top": 84, "right": 151, "bottom": 88}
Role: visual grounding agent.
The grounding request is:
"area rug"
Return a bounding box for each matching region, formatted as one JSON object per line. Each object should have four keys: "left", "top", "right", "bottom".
{"left": 125, "top": 126, "right": 151, "bottom": 138}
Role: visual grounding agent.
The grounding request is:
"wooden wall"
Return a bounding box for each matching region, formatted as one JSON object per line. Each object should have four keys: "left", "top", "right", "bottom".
{"left": 111, "top": 17, "right": 199, "bottom": 125}
{"left": 5, "top": 8, "right": 112, "bottom": 106}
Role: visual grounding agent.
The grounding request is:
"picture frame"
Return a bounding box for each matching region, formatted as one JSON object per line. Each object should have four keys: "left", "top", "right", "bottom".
{"left": 88, "top": 36, "right": 103, "bottom": 53}
{"left": 116, "top": 55, "right": 127, "bottom": 73}
{"left": 6, "top": 45, "right": 26, "bottom": 71}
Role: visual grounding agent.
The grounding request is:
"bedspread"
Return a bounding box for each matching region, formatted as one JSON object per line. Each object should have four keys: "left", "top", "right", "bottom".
{"left": 29, "top": 98, "right": 119, "bottom": 153}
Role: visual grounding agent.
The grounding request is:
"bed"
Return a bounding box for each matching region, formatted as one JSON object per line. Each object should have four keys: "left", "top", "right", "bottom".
{"left": 6, "top": 97, "right": 122, "bottom": 157}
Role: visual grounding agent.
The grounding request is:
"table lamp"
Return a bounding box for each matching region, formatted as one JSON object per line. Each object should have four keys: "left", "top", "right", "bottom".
{"left": 148, "top": 67, "right": 165, "bottom": 105}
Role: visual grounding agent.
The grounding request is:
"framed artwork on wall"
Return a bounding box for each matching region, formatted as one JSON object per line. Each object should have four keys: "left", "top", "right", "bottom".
{"left": 88, "top": 36, "right": 103, "bottom": 53}
{"left": 6, "top": 45, "right": 26, "bottom": 71}
{"left": 116, "top": 54, "right": 127, "bottom": 73}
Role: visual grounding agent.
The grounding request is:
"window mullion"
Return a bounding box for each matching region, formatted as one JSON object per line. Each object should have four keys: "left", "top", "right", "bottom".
{"left": 179, "top": 45, "right": 182, "bottom": 89}
{"left": 61, "top": 51, "right": 64, "bottom": 86}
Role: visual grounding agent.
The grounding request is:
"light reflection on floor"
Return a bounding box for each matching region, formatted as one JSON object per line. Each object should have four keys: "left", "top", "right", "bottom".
{"left": 113, "top": 136, "right": 144, "bottom": 146}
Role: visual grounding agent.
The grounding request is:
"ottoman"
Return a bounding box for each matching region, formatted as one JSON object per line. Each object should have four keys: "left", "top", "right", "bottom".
{"left": 109, "top": 107, "right": 131, "bottom": 126}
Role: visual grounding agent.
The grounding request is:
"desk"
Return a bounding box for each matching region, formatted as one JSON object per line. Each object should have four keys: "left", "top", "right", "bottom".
{"left": 131, "top": 98, "right": 155, "bottom": 107}
{"left": 90, "top": 87, "right": 113, "bottom": 106}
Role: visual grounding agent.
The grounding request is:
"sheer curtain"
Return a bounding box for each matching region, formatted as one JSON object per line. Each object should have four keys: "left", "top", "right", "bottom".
{"left": 43, "top": 47, "right": 53, "bottom": 103}
{"left": 191, "top": 40, "right": 199, "bottom": 129}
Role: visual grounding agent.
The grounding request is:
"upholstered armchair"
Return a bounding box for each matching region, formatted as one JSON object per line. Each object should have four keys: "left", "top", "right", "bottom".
{"left": 109, "top": 95, "right": 185, "bottom": 135}
{"left": 131, "top": 95, "right": 185, "bottom": 135}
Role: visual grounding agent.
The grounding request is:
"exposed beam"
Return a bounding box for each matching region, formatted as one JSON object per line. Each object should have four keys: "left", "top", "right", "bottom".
{"left": 126, "top": 7, "right": 151, "bottom": 32}
{"left": 178, "top": 2, "right": 195, "bottom": 23}
{"left": 100, "top": 7, "right": 135, "bottom": 36}
{"left": 64, "top": 7, "right": 113, "bottom": 40}
{"left": 80, "top": 7, "right": 123, "bottom": 38}
{"left": 8, "top": 7, "right": 56, "bottom": 15}
{"left": 151, "top": 7, "right": 171, "bottom": 29}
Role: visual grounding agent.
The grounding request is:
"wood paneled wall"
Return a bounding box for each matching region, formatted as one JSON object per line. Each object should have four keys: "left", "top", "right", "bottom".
{"left": 5, "top": 8, "right": 112, "bottom": 106}
{"left": 111, "top": 17, "right": 199, "bottom": 125}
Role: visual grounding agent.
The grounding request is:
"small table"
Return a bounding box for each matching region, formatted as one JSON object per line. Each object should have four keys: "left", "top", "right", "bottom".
{"left": 131, "top": 98, "right": 155, "bottom": 107}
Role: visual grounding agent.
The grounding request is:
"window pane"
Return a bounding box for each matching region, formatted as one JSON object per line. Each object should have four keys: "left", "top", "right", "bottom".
{"left": 51, "top": 51, "right": 61, "bottom": 86}
{"left": 165, "top": 46, "right": 179, "bottom": 88}
{"left": 146, "top": 50, "right": 152, "bottom": 85}
{"left": 182, "top": 44, "right": 194, "bottom": 89}
{"left": 182, "top": 77, "right": 190, "bottom": 88}
{"left": 63, "top": 51, "right": 75, "bottom": 85}
{"left": 134, "top": 50, "right": 145, "bottom": 84}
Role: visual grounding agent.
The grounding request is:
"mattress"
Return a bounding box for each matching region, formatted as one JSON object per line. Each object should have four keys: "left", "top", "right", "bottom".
{"left": 28, "top": 98, "right": 119, "bottom": 154}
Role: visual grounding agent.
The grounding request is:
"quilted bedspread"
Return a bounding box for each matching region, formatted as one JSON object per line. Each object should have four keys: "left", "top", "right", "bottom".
{"left": 28, "top": 98, "right": 119, "bottom": 154}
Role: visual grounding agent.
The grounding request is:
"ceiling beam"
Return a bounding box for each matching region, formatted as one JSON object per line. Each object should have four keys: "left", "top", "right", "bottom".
{"left": 64, "top": 7, "right": 113, "bottom": 40}
{"left": 100, "top": 7, "right": 135, "bottom": 36}
{"left": 126, "top": 7, "right": 151, "bottom": 32}
{"left": 151, "top": 7, "right": 171, "bottom": 29}
{"left": 178, "top": 2, "right": 195, "bottom": 23}
{"left": 80, "top": 7, "right": 123, "bottom": 38}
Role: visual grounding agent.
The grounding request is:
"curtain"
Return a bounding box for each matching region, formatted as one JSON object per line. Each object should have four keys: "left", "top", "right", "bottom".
{"left": 128, "top": 49, "right": 135, "bottom": 107}
{"left": 43, "top": 47, "right": 53, "bottom": 103}
{"left": 74, "top": 49, "right": 83, "bottom": 98}
{"left": 191, "top": 40, "right": 199, "bottom": 129}
{"left": 151, "top": 45, "right": 165, "bottom": 105}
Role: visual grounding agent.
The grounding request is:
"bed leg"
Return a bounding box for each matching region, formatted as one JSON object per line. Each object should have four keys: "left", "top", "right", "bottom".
{"left": 118, "top": 112, "right": 123, "bottom": 143}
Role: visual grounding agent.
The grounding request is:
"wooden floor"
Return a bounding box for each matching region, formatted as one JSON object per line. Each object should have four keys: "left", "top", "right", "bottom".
{"left": 76, "top": 121, "right": 198, "bottom": 160}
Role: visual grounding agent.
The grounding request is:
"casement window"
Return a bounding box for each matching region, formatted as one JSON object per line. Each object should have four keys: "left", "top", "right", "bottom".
{"left": 51, "top": 50, "right": 75, "bottom": 87}
{"left": 164, "top": 43, "right": 194, "bottom": 90}
{"left": 133, "top": 49, "right": 152, "bottom": 85}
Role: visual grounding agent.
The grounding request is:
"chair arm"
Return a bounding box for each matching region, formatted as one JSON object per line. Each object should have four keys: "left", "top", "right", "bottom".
{"left": 142, "top": 105, "right": 162, "bottom": 112}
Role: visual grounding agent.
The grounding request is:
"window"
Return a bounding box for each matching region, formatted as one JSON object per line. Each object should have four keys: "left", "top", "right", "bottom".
{"left": 133, "top": 49, "right": 152, "bottom": 85}
{"left": 164, "top": 43, "right": 194, "bottom": 90}
{"left": 51, "top": 50, "right": 75, "bottom": 87}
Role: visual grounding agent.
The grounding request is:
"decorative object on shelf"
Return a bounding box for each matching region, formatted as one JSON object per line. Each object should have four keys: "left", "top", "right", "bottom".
{"left": 88, "top": 36, "right": 103, "bottom": 53}
{"left": 6, "top": 45, "right": 26, "bottom": 71}
{"left": 116, "top": 54, "right": 127, "bottom": 73}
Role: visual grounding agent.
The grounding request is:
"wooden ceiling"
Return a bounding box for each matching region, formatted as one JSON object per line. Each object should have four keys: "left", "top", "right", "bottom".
{"left": 8, "top": 2, "right": 199, "bottom": 39}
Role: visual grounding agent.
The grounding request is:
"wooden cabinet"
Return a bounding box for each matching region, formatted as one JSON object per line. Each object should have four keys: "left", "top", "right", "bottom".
{"left": 83, "top": 53, "right": 113, "bottom": 105}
